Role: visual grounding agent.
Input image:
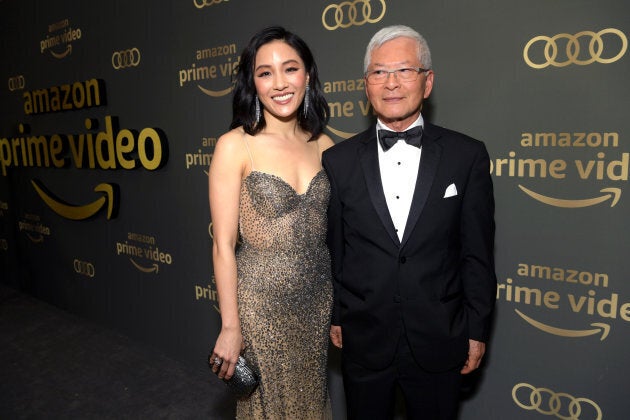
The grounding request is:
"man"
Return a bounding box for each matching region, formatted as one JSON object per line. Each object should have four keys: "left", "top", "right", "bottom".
{"left": 322, "top": 25, "right": 496, "bottom": 419}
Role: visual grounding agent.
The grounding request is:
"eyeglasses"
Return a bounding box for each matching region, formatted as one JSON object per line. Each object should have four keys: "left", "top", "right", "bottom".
{"left": 364, "top": 67, "right": 429, "bottom": 85}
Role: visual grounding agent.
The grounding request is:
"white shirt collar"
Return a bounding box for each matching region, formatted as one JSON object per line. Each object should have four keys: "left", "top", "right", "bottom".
{"left": 376, "top": 114, "right": 424, "bottom": 133}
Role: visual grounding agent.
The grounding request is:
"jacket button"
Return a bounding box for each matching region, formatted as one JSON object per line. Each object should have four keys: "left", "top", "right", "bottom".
{"left": 399, "top": 256, "right": 406, "bottom": 264}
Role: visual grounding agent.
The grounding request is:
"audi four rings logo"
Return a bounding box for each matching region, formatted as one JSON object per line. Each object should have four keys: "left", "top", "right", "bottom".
{"left": 8, "top": 75, "right": 25, "bottom": 91}
{"left": 73, "top": 259, "right": 95, "bottom": 277}
{"left": 322, "top": 0, "right": 386, "bottom": 31}
{"left": 193, "top": 0, "right": 227, "bottom": 8}
{"left": 524, "top": 28, "right": 627, "bottom": 69}
{"left": 111, "top": 48, "right": 141, "bottom": 70}
{"left": 512, "top": 383, "right": 602, "bottom": 420}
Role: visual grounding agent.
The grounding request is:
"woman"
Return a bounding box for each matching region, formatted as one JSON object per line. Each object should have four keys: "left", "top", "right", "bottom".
{"left": 209, "top": 26, "right": 334, "bottom": 419}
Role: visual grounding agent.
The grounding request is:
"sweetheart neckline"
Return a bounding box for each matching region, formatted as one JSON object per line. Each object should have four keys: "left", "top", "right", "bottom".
{"left": 244, "top": 169, "right": 325, "bottom": 196}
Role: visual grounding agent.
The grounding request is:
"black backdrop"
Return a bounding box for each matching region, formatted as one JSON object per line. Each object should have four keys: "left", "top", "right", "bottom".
{"left": 1, "top": 1, "right": 629, "bottom": 418}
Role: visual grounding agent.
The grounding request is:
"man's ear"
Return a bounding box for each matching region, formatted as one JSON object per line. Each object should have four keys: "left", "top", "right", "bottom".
{"left": 423, "top": 71, "right": 434, "bottom": 99}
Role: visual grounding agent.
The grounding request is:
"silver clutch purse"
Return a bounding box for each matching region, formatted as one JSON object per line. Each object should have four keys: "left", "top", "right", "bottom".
{"left": 215, "top": 356, "right": 259, "bottom": 398}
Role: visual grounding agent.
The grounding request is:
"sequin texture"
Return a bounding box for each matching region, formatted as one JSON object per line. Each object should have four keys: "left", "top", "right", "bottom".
{"left": 236, "top": 170, "right": 333, "bottom": 419}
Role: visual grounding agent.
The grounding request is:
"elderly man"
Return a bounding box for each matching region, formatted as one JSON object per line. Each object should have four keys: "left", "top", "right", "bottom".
{"left": 323, "top": 25, "right": 497, "bottom": 419}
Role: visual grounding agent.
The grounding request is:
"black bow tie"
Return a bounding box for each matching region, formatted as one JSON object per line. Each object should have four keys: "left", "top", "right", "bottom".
{"left": 378, "top": 126, "right": 423, "bottom": 151}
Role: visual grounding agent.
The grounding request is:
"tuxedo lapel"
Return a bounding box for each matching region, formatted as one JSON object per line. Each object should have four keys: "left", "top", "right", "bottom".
{"left": 400, "top": 124, "right": 442, "bottom": 247}
{"left": 358, "top": 131, "right": 400, "bottom": 247}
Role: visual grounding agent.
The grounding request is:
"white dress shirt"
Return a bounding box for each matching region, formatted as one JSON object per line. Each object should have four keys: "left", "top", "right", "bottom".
{"left": 376, "top": 115, "right": 424, "bottom": 242}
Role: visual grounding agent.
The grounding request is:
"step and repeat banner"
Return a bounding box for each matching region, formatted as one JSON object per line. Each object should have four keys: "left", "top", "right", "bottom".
{"left": 1, "top": 1, "right": 628, "bottom": 418}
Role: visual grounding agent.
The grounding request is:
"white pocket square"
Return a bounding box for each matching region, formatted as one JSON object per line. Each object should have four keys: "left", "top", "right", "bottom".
{"left": 443, "top": 183, "right": 458, "bottom": 198}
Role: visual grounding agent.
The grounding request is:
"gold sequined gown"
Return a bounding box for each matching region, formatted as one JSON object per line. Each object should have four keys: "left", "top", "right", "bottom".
{"left": 236, "top": 169, "right": 333, "bottom": 419}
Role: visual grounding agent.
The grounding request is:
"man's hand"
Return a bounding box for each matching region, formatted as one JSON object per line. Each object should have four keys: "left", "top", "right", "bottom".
{"left": 461, "top": 339, "right": 485, "bottom": 374}
{"left": 330, "top": 325, "right": 343, "bottom": 348}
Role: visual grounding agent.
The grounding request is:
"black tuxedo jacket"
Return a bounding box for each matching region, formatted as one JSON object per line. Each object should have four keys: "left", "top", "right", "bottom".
{"left": 322, "top": 122, "right": 496, "bottom": 372}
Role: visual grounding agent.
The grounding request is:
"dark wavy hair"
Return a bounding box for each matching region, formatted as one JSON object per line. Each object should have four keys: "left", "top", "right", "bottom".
{"left": 229, "top": 26, "right": 329, "bottom": 141}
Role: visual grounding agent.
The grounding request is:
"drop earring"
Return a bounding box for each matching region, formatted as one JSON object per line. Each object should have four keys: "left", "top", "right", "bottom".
{"left": 255, "top": 95, "right": 261, "bottom": 126}
{"left": 303, "top": 85, "right": 310, "bottom": 118}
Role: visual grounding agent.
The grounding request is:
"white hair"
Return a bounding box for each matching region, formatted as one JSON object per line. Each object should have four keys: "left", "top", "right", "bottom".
{"left": 363, "top": 25, "right": 432, "bottom": 72}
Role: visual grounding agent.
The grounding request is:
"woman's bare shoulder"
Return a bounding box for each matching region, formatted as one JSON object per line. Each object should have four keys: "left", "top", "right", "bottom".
{"left": 217, "top": 127, "right": 245, "bottom": 146}
{"left": 316, "top": 133, "right": 336, "bottom": 153}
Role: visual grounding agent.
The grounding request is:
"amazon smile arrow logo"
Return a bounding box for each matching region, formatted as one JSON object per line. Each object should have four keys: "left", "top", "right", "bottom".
{"left": 518, "top": 185, "right": 621, "bottom": 208}
{"left": 26, "top": 233, "right": 44, "bottom": 243}
{"left": 50, "top": 44, "right": 72, "bottom": 59}
{"left": 515, "top": 309, "right": 610, "bottom": 340}
{"left": 326, "top": 124, "right": 358, "bottom": 139}
{"left": 197, "top": 84, "right": 233, "bottom": 97}
{"left": 31, "top": 179, "right": 119, "bottom": 220}
{"left": 129, "top": 258, "right": 159, "bottom": 273}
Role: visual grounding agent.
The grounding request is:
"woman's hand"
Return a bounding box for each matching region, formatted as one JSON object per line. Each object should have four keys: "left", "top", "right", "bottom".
{"left": 210, "top": 326, "right": 243, "bottom": 380}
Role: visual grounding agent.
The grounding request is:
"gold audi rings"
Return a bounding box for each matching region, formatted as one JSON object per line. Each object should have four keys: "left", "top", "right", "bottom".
{"left": 111, "top": 48, "right": 141, "bottom": 70}
{"left": 512, "top": 383, "right": 602, "bottom": 420}
{"left": 523, "top": 28, "right": 627, "bottom": 68}
{"left": 193, "top": 0, "right": 226, "bottom": 9}
{"left": 8, "top": 75, "right": 25, "bottom": 91}
{"left": 322, "top": 0, "right": 386, "bottom": 31}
